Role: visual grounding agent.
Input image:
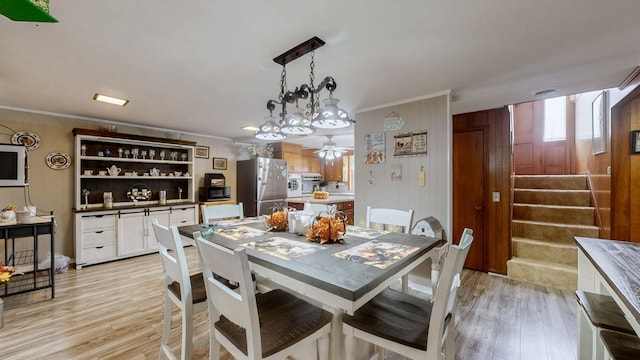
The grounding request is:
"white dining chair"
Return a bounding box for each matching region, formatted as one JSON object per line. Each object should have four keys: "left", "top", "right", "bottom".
{"left": 151, "top": 219, "right": 208, "bottom": 360}
{"left": 365, "top": 206, "right": 414, "bottom": 233}
{"left": 201, "top": 202, "right": 244, "bottom": 224}
{"left": 194, "top": 232, "right": 333, "bottom": 360}
{"left": 342, "top": 228, "right": 473, "bottom": 360}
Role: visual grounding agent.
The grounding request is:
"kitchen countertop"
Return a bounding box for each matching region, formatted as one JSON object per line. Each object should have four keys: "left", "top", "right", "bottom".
{"left": 286, "top": 194, "right": 354, "bottom": 204}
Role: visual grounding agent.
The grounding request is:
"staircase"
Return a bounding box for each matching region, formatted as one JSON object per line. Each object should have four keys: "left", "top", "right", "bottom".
{"left": 507, "top": 175, "right": 599, "bottom": 291}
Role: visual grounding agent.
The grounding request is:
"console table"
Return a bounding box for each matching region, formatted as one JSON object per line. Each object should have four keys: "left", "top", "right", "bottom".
{"left": 1, "top": 215, "right": 55, "bottom": 299}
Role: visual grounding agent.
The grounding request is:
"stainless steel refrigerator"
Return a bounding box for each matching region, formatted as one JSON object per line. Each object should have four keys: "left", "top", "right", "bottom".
{"left": 236, "top": 157, "right": 288, "bottom": 217}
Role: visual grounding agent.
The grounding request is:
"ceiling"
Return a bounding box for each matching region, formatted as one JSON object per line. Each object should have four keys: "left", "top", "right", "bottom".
{"left": 1, "top": 1, "right": 640, "bottom": 149}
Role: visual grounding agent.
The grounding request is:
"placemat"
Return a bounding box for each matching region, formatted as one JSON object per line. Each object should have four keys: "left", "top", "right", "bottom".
{"left": 345, "top": 225, "right": 390, "bottom": 239}
{"left": 241, "top": 236, "right": 325, "bottom": 260}
{"left": 333, "top": 240, "right": 419, "bottom": 269}
{"left": 215, "top": 225, "right": 266, "bottom": 240}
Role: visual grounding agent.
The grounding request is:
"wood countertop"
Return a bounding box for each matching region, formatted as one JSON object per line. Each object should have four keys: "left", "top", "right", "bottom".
{"left": 286, "top": 195, "right": 354, "bottom": 204}
{"left": 575, "top": 236, "right": 640, "bottom": 329}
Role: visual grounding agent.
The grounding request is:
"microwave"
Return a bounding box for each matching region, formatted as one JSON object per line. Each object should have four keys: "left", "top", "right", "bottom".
{"left": 206, "top": 186, "right": 231, "bottom": 200}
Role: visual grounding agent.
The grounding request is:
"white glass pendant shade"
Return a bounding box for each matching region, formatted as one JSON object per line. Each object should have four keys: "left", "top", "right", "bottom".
{"left": 311, "top": 97, "right": 352, "bottom": 129}
{"left": 281, "top": 106, "right": 315, "bottom": 135}
{"left": 254, "top": 116, "right": 286, "bottom": 140}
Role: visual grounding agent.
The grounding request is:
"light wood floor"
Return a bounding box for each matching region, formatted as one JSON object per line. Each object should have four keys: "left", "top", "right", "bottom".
{"left": 1, "top": 247, "right": 577, "bottom": 360}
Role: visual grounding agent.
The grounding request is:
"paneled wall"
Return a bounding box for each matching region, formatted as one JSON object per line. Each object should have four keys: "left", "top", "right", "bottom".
{"left": 574, "top": 87, "right": 632, "bottom": 240}
{"left": 354, "top": 93, "right": 451, "bottom": 235}
{"left": 610, "top": 85, "right": 640, "bottom": 242}
{"left": 0, "top": 108, "right": 239, "bottom": 259}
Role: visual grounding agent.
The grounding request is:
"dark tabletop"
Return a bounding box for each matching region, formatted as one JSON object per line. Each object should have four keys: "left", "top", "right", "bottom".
{"left": 575, "top": 236, "right": 640, "bottom": 327}
{"left": 179, "top": 223, "right": 442, "bottom": 302}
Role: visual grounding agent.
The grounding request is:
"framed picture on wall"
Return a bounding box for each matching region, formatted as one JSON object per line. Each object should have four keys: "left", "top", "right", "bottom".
{"left": 631, "top": 130, "right": 640, "bottom": 154}
{"left": 194, "top": 145, "right": 209, "bottom": 158}
{"left": 213, "top": 157, "right": 227, "bottom": 170}
{"left": 592, "top": 90, "right": 607, "bottom": 155}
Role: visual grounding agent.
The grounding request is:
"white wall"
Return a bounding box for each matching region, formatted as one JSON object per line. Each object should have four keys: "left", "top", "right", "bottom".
{"left": 353, "top": 93, "right": 452, "bottom": 236}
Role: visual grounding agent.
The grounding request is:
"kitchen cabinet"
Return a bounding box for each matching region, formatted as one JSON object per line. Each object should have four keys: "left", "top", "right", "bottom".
{"left": 73, "top": 128, "right": 196, "bottom": 209}
{"left": 287, "top": 199, "right": 354, "bottom": 225}
{"left": 75, "top": 205, "right": 195, "bottom": 268}
{"left": 324, "top": 158, "right": 343, "bottom": 181}
{"left": 118, "top": 208, "right": 170, "bottom": 255}
{"left": 73, "top": 128, "right": 198, "bottom": 268}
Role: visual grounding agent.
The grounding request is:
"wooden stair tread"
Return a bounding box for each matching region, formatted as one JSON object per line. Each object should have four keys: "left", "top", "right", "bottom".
{"left": 512, "top": 219, "right": 598, "bottom": 229}
{"left": 508, "top": 257, "right": 577, "bottom": 272}
{"left": 513, "top": 203, "right": 594, "bottom": 210}
{"left": 511, "top": 237, "right": 578, "bottom": 249}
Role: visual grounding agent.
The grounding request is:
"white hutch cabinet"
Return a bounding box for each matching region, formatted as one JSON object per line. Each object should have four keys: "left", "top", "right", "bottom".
{"left": 73, "top": 128, "right": 198, "bottom": 268}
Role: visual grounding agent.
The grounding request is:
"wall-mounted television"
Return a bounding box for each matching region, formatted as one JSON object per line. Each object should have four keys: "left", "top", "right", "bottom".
{"left": 0, "top": 143, "right": 28, "bottom": 187}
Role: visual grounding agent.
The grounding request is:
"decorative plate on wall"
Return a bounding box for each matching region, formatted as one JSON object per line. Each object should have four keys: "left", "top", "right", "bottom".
{"left": 45, "top": 152, "right": 71, "bottom": 169}
{"left": 11, "top": 131, "right": 41, "bottom": 151}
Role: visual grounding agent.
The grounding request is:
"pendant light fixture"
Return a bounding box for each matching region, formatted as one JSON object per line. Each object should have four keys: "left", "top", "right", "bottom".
{"left": 254, "top": 37, "right": 353, "bottom": 140}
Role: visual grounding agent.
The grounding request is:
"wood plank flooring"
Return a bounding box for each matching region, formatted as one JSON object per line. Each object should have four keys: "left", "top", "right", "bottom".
{"left": 1, "top": 247, "right": 577, "bottom": 360}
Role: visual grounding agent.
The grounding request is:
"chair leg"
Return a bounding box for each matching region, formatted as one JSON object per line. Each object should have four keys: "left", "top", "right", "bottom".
{"left": 181, "top": 306, "right": 193, "bottom": 360}
{"left": 344, "top": 331, "right": 356, "bottom": 360}
{"left": 444, "top": 314, "right": 456, "bottom": 359}
{"left": 318, "top": 334, "right": 330, "bottom": 360}
{"left": 209, "top": 335, "right": 221, "bottom": 360}
{"left": 159, "top": 297, "right": 172, "bottom": 360}
{"left": 401, "top": 274, "right": 409, "bottom": 293}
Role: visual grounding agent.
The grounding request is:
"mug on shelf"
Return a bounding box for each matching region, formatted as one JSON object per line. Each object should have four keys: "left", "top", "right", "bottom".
{"left": 84, "top": 170, "right": 93, "bottom": 176}
{"left": 98, "top": 170, "right": 107, "bottom": 176}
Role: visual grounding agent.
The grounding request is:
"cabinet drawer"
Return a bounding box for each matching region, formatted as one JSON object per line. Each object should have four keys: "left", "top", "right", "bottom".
{"left": 82, "top": 244, "right": 117, "bottom": 262}
{"left": 82, "top": 214, "right": 117, "bottom": 230}
{"left": 82, "top": 229, "right": 117, "bottom": 248}
{"left": 332, "top": 202, "right": 344, "bottom": 210}
{"left": 171, "top": 207, "right": 195, "bottom": 222}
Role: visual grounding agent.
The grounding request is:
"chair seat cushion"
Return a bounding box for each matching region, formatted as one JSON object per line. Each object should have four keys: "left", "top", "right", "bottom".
{"left": 343, "top": 288, "right": 433, "bottom": 351}
{"left": 215, "top": 288, "right": 332, "bottom": 357}
{"left": 168, "top": 273, "right": 207, "bottom": 304}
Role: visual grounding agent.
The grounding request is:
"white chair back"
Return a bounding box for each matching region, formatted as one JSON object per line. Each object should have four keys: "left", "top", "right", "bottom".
{"left": 195, "top": 234, "right": 262, "bottom": 358}
{"left": 152, "top": 219, "right": 192, "bottom": 302}
{"left": 201, "top": 202, "right": 244, "bottom": 224}
{"left": 427, "top": 227, "right": 473, "bottom": 355}
{"left": 152, "top": 219, "right": 208, "bottom": 359}
{"left": 365, "top": 206, "right": 414, "bottom": 233}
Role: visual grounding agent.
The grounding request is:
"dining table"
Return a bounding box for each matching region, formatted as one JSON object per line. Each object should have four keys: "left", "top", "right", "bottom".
{"left": 178, "top": 218, "right": 445, "bottom": 360}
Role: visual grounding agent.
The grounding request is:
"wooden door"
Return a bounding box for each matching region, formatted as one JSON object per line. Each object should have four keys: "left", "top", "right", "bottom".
{"left": 453, "top": 129, "right": 485, "bottom": 270}
{"left": 513, "top": 102, "right": 543, "bottom": 174}
{"left": 513, "top": 100, "right": 569, "bottom": 175}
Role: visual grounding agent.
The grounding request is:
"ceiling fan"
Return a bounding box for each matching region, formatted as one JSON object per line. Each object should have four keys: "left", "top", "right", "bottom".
{"left": 313, "top": 135, "right": 352, "bottom": 160}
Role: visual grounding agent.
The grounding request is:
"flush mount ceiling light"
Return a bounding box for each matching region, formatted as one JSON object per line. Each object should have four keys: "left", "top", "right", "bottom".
{"left": 93, "top": 93, "right": 129, "bottom": 106}
{"left": 314, "top": 135, "right": 350, "bottom": 160}
{"left": 255, "top": 36, "right": 353, "bottom": 140}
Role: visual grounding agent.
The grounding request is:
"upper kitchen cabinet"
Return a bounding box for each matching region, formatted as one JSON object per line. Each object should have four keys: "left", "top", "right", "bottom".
{"left": 302, "top": 148, "right": 324, "bottom": 173}
{"left": 323, "top": 157, "right": 343, "bottom": 181}
{"left": 273, "top": 142, "right": 307, "bottom": 173}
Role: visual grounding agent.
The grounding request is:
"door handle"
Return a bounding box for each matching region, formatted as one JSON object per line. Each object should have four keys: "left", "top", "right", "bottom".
{"left": 475, "top": 206, "right": 483, "bottom": 211}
